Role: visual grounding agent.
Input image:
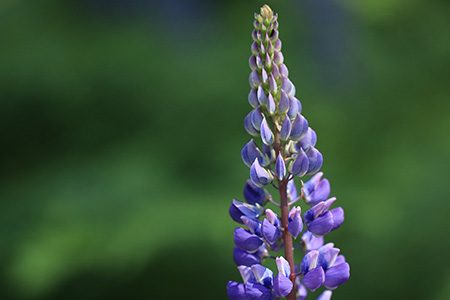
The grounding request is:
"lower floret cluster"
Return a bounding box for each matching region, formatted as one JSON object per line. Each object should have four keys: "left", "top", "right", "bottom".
{"left": 227, "top": 174, "right": 350, "bottom": 299}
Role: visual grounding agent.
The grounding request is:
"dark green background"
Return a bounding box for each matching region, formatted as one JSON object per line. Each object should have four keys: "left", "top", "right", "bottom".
{"left": 1, "top": 0, "right": 449, "bottom": 299}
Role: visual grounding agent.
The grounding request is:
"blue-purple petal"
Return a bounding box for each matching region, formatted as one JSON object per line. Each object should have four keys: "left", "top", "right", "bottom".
{"left": 308, "top": 211, "right": 334, "bottom": 235}
{"left": 324, "top": 262, "right": 350, "bottom": 289}
{"left": 290, "top": 114, "right": 309, "bottom": 141}
{"left": 273, "top": 274, "right": 293, "bottom": 297}
{"left": 233, "top": 247, "right": 261, "bottom": 266}
{"left": 303, "top": 267, "right": 325, "bottom": 291}
{"left": 330, "top": 207, "right": 344, "bottom": 230}
{"left": 243, "top": 180, "right": 267, "bottom": 205}
{"left": 234, "top": 228, "right": 263, "bottom": 252}
{"left": 280, "top": 117, "right": 292, "bottom": 141}
{"left": 275, "top": 153, "right": 287, "bottom": 180}
{"left": 226, "top": 281, "right": 247, "bottom": 300}
{"left": 291, "top": 148, "right": 309, "bottom": 177}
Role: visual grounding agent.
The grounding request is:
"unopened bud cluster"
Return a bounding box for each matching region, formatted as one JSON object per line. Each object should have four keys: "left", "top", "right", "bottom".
{"left": 227, "top": 5, "right": 350, "bottom": 300}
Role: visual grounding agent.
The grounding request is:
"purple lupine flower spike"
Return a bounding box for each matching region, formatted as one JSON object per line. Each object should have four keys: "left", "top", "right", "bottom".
{"left": 228, "top": 5, "right": 349, "bottom": 299}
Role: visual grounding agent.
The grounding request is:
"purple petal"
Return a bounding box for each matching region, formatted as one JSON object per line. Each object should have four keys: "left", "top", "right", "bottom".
{"left": 287, "top": 97, "right": 301, "bottom": 119}
{"left": 297, "top": 283, "right": 308, "bottom": 300}
{"left": 245, "top": 282, "right": 272, "bottom": 300}
{"left": 269, "top": 75, "right": 277, "bottom": 94}
{"left": 275, "top": 153, "right": 287, "bottom": 180}
{"left": 238, "top": 266, "right": 256, "bottom": 284}
{"left": 291, "top": 148, "right": 309, "bottom": 177}
{"left": 261, "top": 69, "right": 268, "bottom": 83}
{"left": 287, "top": 179, "right": 298, "bottom": 201}
{"left": 303, "top": 267, "right": 325, "bottom": 291}
{"left": 330, "top": 207, "right": 344, "bottom": 230}
{"left": 324, "top": 262, "right": 350, "bottom": 289}
{"left": 305, "top": 147, "right": 323, "bottom": 175}
{"left": 233, "top": 247, "right": 261, "bottom": 266}
{"left": 301, "top": 231, "right": 324, "bottom": 251}
{"left": 265, "top": 208, "right": 280, "bottom": 226}
{"left": 303, "top": 172, "right": 323, "bottom": 194}
{"left": 305, "top": 200, "right": 330, "bottom": 221}
{"left": 290, "top": 114, "right": 309, "bottom": 141}
{"left": 249, "top": 56, "right": 257, "bottom": 71}
{"left": 298, "top": 127, "right": 317, "bottom": 150}
{"left": 248, "top": 89, "right": 258, "bottom": 108}
{"left": 250, "top": 158, "right": 273, "bottom": 187}
{"left": 251, "top": 42, "right": 259, "bottom": 55}
{"left": 251, "top": 108, "right": 264, "bottom": 130}
{"left": 260, "top": 118, "right": 274, "bottom": 145}
{"left": 288, "top": 206, "right": 303, "bottom": 238}
{"left": 274, "top": 39, "right": 282, "bottom": 51}
{"left": 274, "top": 51, "right": 284, "bottom": 65}
{"left": 280, "top": 64, "right": 289, "bottom": 77}
{"left": 256, "top": 55, "right": 264, "bottom": 69}
{"left": 229, "top": 199, "right": 261, "bottom": 224}
{"left": 304, "top": 177, "right": 330, "bottom": 206}
{"left": 244, "top": 112, "right": 259, "bottom": 136}
{"left": 234, "top": 228, "right": 263, "bottom": 252}
{"left": 334, "top": 255, "right": 346, "bottom": 266}
{"left": 249, "top": 70, "right": 260, "bottom": 88}
{"left": 280, "top": 117, "right": 292, "bottom": 141}
{"left": 241, "top": 139, "right": 262, "bottom": 168}
{"left": 272, "top": 64, "right": 280, "bottom": 78}
{"left": 251, "top": 264, "right": 274, "bottom": 288}
{"left": 276, "top": 256, "right": 291, "bottom": 277}
{"left": 318, "top": 243, "right": 340, "bottom": 270}
{"left": 241, "top": 216, "right": 262, "bottom": 235}
{"left": 226, "top": 281, "right": 247, "bottom": 300}
{"left": 267, "top": 93, "right": 276, "bottom": 114}
{"left": 273, "top": 274, "right": 293, "bottom": 297}
{"left": 308, "top": 211, "right": 334, "bottom": 235}
{"left": 279, "top": 90, "right": 290, "bottom": 114}
{"left": 262, "top": 218, "right": 281, "bottom": 248}
{"left": 300, "top": 250, "right": 319, "bottom": 274}
{"left": 317, "top": 290, "right": 333, "bottom": 300}
{"left": 243, "top": 180, "right": 267, "bottom": 205}
{"left": 257, "top": 86, "right": 267, "bottom": 106}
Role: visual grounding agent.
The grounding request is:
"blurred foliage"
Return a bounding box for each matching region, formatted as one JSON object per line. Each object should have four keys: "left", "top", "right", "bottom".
{"left": 0, "top": 0, "right": 449, "bottom": 299}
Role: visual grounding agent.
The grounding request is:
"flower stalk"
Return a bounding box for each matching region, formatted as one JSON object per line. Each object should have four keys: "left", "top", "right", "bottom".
{"left": 227, "top": 5, "right": 350, "bottom": 300}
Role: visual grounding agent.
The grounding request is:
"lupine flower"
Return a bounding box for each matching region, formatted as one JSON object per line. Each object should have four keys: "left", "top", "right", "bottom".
{"left": 227, "top": 5, "right": 349, "bottom": 299}
{"left": 304, "top": 198, "right": 344, "bottom": 235}
{"left": 300, "top": 244, "right": 350, "bottom": 291}
{"left": 302, "top": 172, "right": 331, "bottom": 206}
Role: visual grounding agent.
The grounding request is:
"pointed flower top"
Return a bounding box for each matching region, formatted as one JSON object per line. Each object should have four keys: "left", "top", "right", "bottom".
{"left": 260, "top": 5, "right": 274, "bottom": 21}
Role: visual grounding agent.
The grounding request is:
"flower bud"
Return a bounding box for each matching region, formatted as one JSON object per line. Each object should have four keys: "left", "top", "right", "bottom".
{"left": 267, "top": 93, "right": 276, "bottom": 115}
{"left": 280, "top": 117, "right": 292, "bottom": 142}
{"left": 249, "top": 70, "right": 261, "bottom": 88}
{"left": 262, "top": 218, "right": 281, "bottom": 248}
{"left": 278, "top": 90, "right": 290, "bottom": 114}
{"left": 290, "top": 114, "right": 309, "bottom": 141}
{"left": 298, "top": 127, "right": 317, "bottom": 150}
{"left": 250, "top": 158, "right": 273, "bottom": 187}
{"left": 275, "top": 153, "right": 287, "bottom": 180}
{"left": 273, "top": 274, "right": 293, "bottom": 297}
{"left": 244, "top": 112, "right": 259, "bottom": 136}
{"left": 288, "top": 206, "right": 303, "bottom": 238}
{"left": 260, "top": 118, "right": 274, "bottom": 145}
{"left": 290, "top": 148, "right": 309, "bottom": 177}
{"left": 288, "top": 96, "right": 302, "bottom": 119}
{"left": 243, "top": 179, "right": 267, "bottom": 205}
{"left": 234, "top": 227, "right": 263, "bottom": 252}
{"left": 251, "top": 108, "right": 264, "bottom": 129}
{"left": 305, "top": 147, "right": 323, "bottom": 175}
{"left": 241, "top": 139, "right": 262, "bottom": 167}
{"left": 248, "top": 89, "right": 258, "bottom": 108}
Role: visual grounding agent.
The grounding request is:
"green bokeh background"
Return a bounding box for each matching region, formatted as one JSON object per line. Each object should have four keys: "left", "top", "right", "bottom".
{"left": 1, "top": 0, "right": 449, "bottom": 299}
